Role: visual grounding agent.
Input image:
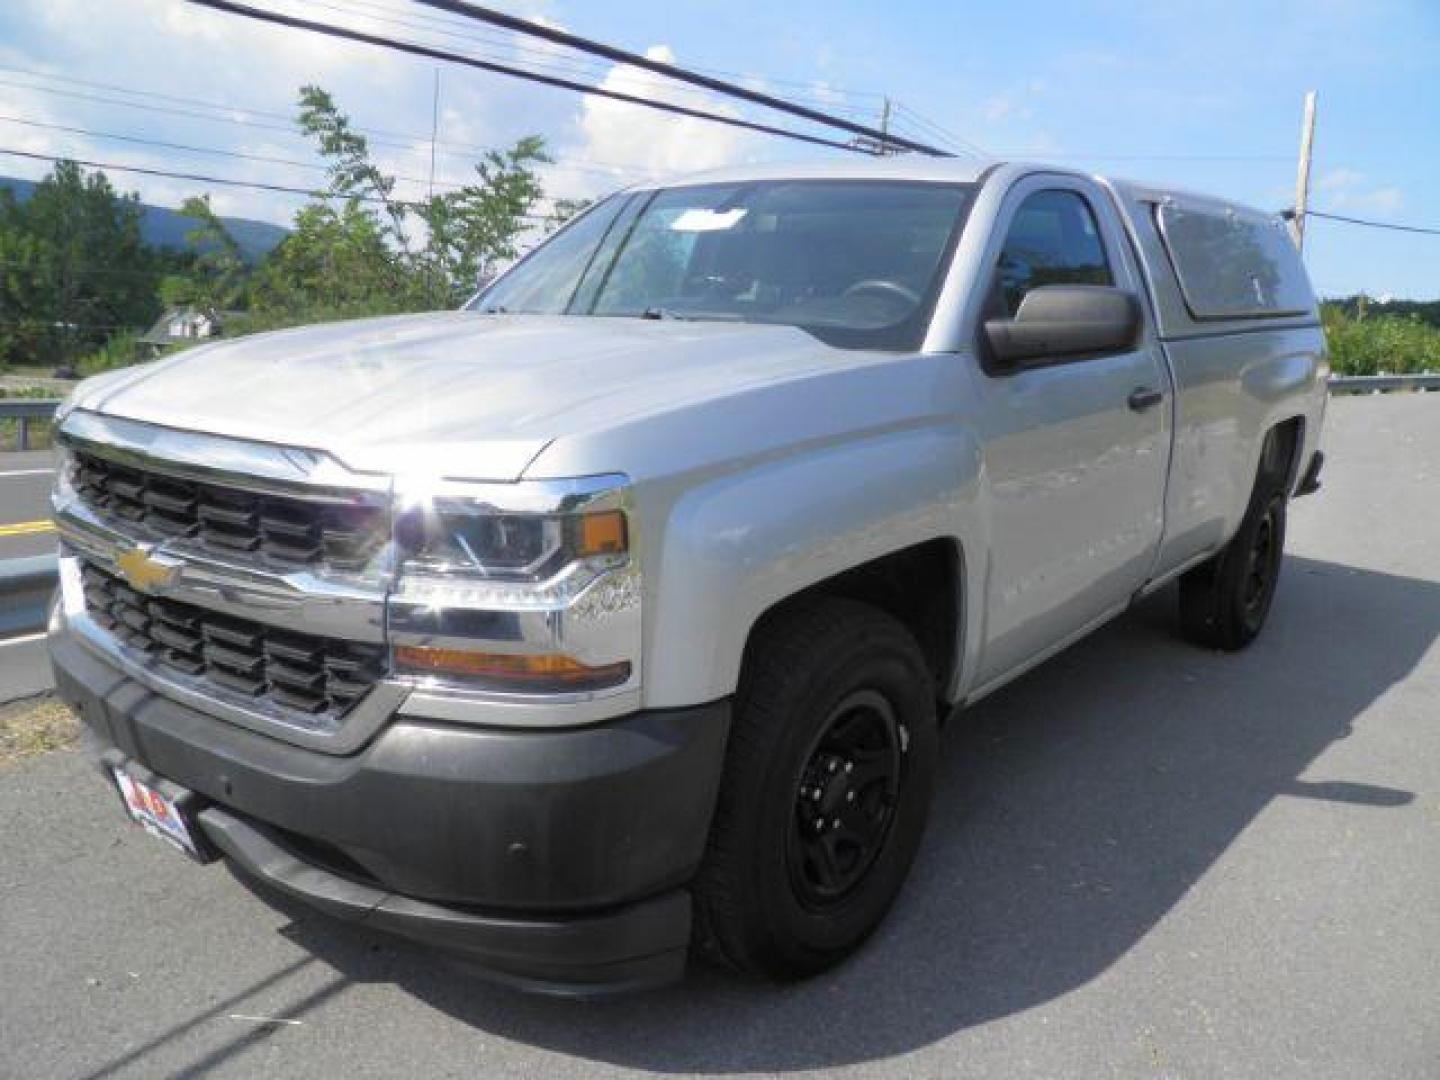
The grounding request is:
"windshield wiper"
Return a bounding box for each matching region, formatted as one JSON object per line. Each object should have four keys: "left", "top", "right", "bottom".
{"left": 639, "top": 306, "right": 693, "bottom": 321}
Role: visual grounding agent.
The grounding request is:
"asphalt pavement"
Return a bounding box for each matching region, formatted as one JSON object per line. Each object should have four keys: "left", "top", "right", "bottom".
{"left": 1, "top": 450, "right": 58, "bottom": 699}
{"left": 0, "top": 449, "right": 56, "bottom": 559}
{"left": 1, "top": 394, "right": 1438, "bottom": 1079}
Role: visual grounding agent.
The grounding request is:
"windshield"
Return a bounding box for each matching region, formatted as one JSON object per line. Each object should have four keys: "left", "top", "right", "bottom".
{"left": 468, "top": 179, "right": 974, "bottom": 351}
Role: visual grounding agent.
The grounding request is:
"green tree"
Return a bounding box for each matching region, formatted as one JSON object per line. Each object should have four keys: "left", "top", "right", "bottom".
{"left": 273, "top": 85, "right": 550, "bottom": 311}
{"left": 0, "top": 161, "right": 168, "bottom": 368}
{"left": 247, "top": 200, "right": 403, "bottom": 321}
{"left": 4, "top": 86, "right": 562, "bottom": 372}
{"left": 168, "top": 195, "right": 248, "bottom": 313}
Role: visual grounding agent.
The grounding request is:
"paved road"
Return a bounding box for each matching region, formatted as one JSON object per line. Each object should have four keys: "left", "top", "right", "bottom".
{"left": 0, "top": 449, "right": 56, "bottom": 560}
{"left": 2, "top": 395, "right": 1438, "bottom": 1079}
{"left": 0, "top": 450, "right": 58, "bottom": 697}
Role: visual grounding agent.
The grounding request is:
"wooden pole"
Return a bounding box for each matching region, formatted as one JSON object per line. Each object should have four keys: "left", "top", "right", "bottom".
{"left": 427, "top": 68, "right": 441, "bottom": 202}
{"left": 1291, "top": 90, "right": 1317, "bottom": 251}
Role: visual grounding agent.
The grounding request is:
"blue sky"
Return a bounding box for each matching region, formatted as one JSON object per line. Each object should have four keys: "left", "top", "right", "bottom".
{"left": 1, "top": 0, "right": 1436, "bottom": 298}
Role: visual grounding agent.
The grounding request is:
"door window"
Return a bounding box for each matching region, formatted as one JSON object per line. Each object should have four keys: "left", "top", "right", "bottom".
{"left": 994, "top": 190, "right": 1114, "bottom": 317}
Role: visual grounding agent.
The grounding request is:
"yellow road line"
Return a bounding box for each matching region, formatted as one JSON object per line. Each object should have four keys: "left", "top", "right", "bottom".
{"left": 0, "top": 519, "right": 54, "bottom": 537}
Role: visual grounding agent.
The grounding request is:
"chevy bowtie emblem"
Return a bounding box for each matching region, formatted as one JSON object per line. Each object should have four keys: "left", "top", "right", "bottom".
{"left": 115, "top": 546, "right": 178, "bottom": 594}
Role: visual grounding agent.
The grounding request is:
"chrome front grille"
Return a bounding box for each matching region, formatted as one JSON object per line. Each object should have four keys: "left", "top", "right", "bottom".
{"left": 80, "top": 561, "right": 387, "bottom": 719}
{"left": 72, "top": 450, "right": 386, "bottom": 571}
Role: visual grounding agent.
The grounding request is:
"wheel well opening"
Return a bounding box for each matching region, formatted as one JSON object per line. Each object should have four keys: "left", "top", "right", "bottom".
{"left": 751, "top": 539, "right": 961, "bottom": 699}
{"left": 1263, "top": 416, "right": 1305, "bottom": 493}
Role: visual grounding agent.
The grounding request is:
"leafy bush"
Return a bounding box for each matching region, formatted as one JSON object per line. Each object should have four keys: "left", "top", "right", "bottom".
{"left": 77, "top": 330, "right": 145, "bottom": 376}
{"left": 1322, "top": 307, "right": 1440, "bottom": 376}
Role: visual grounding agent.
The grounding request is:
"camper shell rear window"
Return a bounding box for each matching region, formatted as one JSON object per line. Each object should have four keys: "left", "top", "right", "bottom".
{"left": 1155, "top": 202, "right": 1312, "bottom": 321}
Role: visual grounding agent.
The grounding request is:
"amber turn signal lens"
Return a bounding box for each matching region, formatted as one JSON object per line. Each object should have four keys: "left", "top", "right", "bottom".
{"left": 395, "top": 645, "right": 630, "bottom": 690}
{"left": 577, "top": 510, "right": 627, "bottom": 557}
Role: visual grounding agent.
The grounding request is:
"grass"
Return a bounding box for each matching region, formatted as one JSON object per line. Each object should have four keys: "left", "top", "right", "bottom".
{"left": 0, "top": 385, "right": 61, "bottom": 451}
{"left": 0, "top": 420, "right": 55, "bottom": 452}
{"left": 1, "top": 364, "right": 63, "bottom": 381}
{"left": 0, "top": 696, "right": 79, "bottom": 767}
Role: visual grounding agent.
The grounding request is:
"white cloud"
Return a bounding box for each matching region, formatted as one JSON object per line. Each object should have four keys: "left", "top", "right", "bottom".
{"left": 1314, "top": 167, "right": 1405, "bottom": 216}
{"left": 979, "top": 96, "right": 1015, "bottom": 123}
{"left": 1316, "top": 167, "right": 1365, "bottom": 192}
{"left": 541, "top": 42, "right": 766, "bottom": 201}
{"left": 0, "top": 3, "right": 819, "bottom": 236}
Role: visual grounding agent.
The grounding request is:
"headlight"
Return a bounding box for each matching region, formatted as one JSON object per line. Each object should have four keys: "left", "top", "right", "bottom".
{"left": 53, "top": 385, "right": 81, "bottom": 425}
{"left": 389, "top": 475, "right": 640, "bottom": 695}
{"left": 51, "top": 441, "right": 77, "bottom": 508}
{"left": 395, "top": 499, "right": 626, "bottom": 583}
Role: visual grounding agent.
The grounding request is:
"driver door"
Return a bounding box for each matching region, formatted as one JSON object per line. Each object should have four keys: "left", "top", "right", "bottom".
{"left": 967, "top": 176, "right": 1171, "bottom": 689}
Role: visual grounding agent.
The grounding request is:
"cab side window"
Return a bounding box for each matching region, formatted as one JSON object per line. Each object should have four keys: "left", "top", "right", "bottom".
{"left": 994, "top": 190, "right": 1113, "bottom": 317}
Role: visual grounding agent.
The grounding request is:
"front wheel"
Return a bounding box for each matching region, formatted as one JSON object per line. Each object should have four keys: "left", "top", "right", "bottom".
{"left": 692, "top": 598, "right": 938, "bottom": 980}
{"left": 1179, "top": 489, "right": 1287, "bottom": 651}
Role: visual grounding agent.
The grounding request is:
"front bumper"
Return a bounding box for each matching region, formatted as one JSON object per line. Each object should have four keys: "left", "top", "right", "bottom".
{"left": 51, "top": 622, "right": 730, "bottom": 994}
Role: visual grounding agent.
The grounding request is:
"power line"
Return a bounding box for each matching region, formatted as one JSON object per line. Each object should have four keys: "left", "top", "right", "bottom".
{"left": 302, "top": 0, "right": 761, "bottom": 117}
{"left": 261, "top": 1, "right": 952, "bottom": 149}
{"left": 889, "top": 102, "right": 987, "bottom": 158}
{"left": 996, "top": 150, "right": 1292, "bottom": 162}
{"left": 414, "top": 0, "right": 948, "bottom": 157}
{"left": 0, "top": 114, "right": 588, "bottom": 204}
{"left": 0, "top": 146, "right": 342, "bottom": 200}
{"left": 0, "top": 68, "right": 666, "bottom": 180}
{"left": 0, "top": 146, "right": 555, "bottom": 219}
{"left": 1301, "top": 208, "right": 1440, "bottom": 238}
{"left": 350, "top": 0, "right": 890, "bottom": 105}
{"left": 183, "top": 0, "right": 875, "bottom": 156}
{"left": 0, "top": 114, "right": 327, "bottom": 176}
{"left": 309, "top": 0, "right": 884, "bottom": 120}
{"left": 331, "top": 0, "right": 894, "bottom": 126}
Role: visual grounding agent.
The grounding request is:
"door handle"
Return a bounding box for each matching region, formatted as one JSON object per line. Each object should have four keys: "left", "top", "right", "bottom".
{"left": 1127, "top": 386, "right": 1164, "bottom": 412}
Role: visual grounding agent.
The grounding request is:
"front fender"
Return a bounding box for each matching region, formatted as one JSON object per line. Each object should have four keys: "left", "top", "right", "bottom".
{"left": 639, "top": 422, "right": 986, "bottom": 708}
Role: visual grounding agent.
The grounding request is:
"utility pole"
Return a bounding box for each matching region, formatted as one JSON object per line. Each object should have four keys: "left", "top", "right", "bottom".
{"left": 426, "top": 68, "right": 441, "bottom": 306}
{"left": 427, "top": 68, "right": 441, "bottom": 202}
{"left": 1291, "top": 90, "right": 1317, "bottom": 252}
{"left": 852, "top": 97, "right": 899, "bottom": 156}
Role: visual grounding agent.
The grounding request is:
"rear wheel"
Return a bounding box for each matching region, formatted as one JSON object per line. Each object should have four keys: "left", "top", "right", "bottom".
{"left": 1179, "top": 487, "right": 1287, "bottom": 651}
{"left": 693, "top": 598, "right": 938, "bottom": 980}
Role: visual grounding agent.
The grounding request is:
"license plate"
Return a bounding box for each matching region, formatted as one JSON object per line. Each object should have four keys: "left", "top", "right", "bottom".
{"left": 111, "top": 767, "right": 203, "bottom": 860}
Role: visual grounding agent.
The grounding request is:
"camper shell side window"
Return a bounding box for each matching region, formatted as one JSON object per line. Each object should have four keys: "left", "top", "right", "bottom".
{"left": 1155, "top": 202, "right": 1312, "bottom": 321}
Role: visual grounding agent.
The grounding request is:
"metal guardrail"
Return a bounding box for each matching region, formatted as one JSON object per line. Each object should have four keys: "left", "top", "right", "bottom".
{"left": 0, "top": 554, "right": 57, "bottom": 638}
{"left": 1327, "top": 373, "right": 1440, "bottom": 394}
{"left": 0, "top": 401, "right": 62, "bottom": 635}
{"left": 0, "top": 398, "right": 62, "bottom": 451}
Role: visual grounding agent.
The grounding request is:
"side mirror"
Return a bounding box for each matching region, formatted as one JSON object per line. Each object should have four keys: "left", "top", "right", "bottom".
{"left": 983, "top": 285, "right": 1141, "bottom": 367}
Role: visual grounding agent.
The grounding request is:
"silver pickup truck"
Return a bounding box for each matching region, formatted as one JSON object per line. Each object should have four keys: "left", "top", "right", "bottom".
{"left": 48, "top": 158, "right": 1327, "bottom": 993}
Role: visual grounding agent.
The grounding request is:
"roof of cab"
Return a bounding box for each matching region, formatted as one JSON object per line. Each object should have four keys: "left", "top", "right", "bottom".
{"left": 624, "top": 156, "right": 1003, "bottom": 190}
{"left": 624, "top": 157, "right": 1284, "bottom": 225}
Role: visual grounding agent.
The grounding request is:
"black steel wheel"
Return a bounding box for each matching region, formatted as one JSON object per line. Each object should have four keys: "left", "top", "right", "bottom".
{"left": 1239, "top": 500, "right": 1283, "bottom": 635}
{"left": 788, "top": 689, "right": 903, "bottom": 908}
{"left": 1181, "top": 487, "right": 1288, "bottom": 651}
{"left": 693, "top": 598, "right": 938, "bottom": 981}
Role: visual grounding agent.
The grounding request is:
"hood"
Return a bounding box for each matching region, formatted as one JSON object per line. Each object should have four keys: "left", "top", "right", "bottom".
{"left": 72, "top": 312, "right": 876, "bottom": 481}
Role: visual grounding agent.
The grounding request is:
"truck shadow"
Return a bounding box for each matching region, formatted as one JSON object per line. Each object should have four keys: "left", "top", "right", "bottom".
{"left": 258, "top": 554, "right": 1432, "bottom": 1073}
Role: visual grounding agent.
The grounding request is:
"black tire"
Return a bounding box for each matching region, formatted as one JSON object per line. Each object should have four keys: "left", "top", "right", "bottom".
{"left": 692, "top": 597, "right": 938, "bottom": 981}
{"left": 1179, "top": 484, "right": 1288, "bottom": 651}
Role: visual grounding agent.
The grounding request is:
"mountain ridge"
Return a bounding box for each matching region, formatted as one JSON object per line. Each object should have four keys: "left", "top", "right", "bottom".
{"left": 1, "top": 175, "right": 288, "bottom": 262}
